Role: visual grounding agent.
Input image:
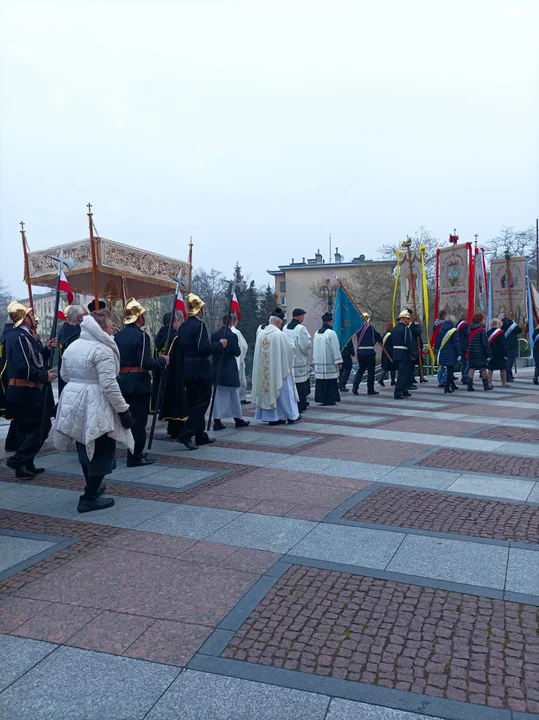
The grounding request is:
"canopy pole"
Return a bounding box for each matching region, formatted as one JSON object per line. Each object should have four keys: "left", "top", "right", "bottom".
{"left": 188, "top": 236, "right": 193, "bottom": 293}
{"left": 20, "top": 221, "right": 33, "bottom": 308}
{"left": 87, "top": 203, "right": 99, "bottom": 309}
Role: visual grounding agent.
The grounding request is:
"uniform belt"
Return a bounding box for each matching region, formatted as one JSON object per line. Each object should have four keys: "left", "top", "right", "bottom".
{"left": 9, "top": 378, "right": 44, "bottom": 390}
{"left": 393, "top": 345, "right": 408, "bottom": 350}
{"left": 119, "top": 366, "right": 145, "bottom": 374}
{"left": 358, "top": 346, "right": 375, "bottom": 350}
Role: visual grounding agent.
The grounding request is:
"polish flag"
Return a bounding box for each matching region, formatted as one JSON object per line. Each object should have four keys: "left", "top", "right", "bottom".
{"left": 175, "top": 294, "right": 187, "bottom": 321}
{"left": 57, "top": 310, "right": 67, "bottom": 322}
{"left": 231, "top": 291, "right": 241, "bottom": 321}
{"left": 59, "top": 269, "right": 74, "bottom": 304}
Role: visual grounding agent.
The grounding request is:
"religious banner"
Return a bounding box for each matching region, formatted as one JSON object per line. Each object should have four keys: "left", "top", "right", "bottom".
{"left": 490, "top": 257, "right": 527, "bottom": 322}
{"left": 435, "top": 243, "right": 473, "bottom": 320}
{"left": 399, "top": 252, "right": 424, "bottom": 321}
{"left": 474, "top": 247, "right": 488, "bottom": 315}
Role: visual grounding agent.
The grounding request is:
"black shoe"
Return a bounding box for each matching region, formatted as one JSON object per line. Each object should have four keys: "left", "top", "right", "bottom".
{"left": 402, "top": 392, "right": 412, "bottom": 398}
{"left": 390, "top": 380, "right": 395, "bottom": 386}
{"left": 213, "top": 420, "right": 226, "bottom": 431}
{"left": 420, "top": 378, "right": 428, "bottom": 383}
{"left": 179, "top": 439, "right": 198, "bottom": 451}
{"left": 378, "top": 381, "right": 385, "bottom": 387}
{"left": 352, "top": 388, "right": 359, "bottom": 395}
{"left": 26, "top": 465, "right": 45, "bottom": 474}
{"left": 338, "top": 386, "right": 349, "bottom": 392}
{"left": 394, "top": 394, "right": 404, "bottom": 399}
{"left": 268, "top": 419, "right": 287, "bottom": 426}
{"left": 234, "top": 419, "right": 250, "bottom": 428}
{"left": 77, "top": 495, "right": 115, "bottom": 513}
{"left": 241, "top": 400, "right": 250, "bottom": 405}
{"left": 287, "top": 416, "right": 302, "bottom": 424}
{"left": 367, "top": 390, "right": 379, "bottom": 396}
{"left": 127, "top": 457, "right": 156, "bottom": 467}
{"left": 15, "top": 466, "right": 36, "bottom": 480}
{"left": 533, "top": 379, "right": 539, "bottom": 386}
{"left": 84, "top": 484, "right": 107, "bottom": 497}
{"left": 196, "top": 434, "right": 216, "bottom": 445}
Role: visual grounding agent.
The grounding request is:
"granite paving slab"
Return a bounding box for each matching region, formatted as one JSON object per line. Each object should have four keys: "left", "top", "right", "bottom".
{"left": 133, "top": 505, "right": 241, "bottom": 539}
{"left": 380, "top": 467, "right": 456, "bottom": 490}
{"left": 207, "top": 513, "right": 316, "bottom": 553}
{"left": 0, "top": 483, "right": 76, "bottom": 511}
{"left": 505, "top": 547, "right": 539, "bottom": 596}
{"left": 326, "top": 699, "right": 443, "bottom": 719}
{"left": 0, "top": 535, "right": 55, "bottom": 574}
{"left": 446, "top": 474, "right": 536, "bottom": 502}
{"left": 146, "top": 669, "right": 330, "bottom": 720}
{"left": 290, "top": 523, "right": 405, "bottom": 568}
{"left": 386, "top": 535, "right": 508, "bottom": 589}
{"left": 528, "top": 483, "right": 539, "bottom": 503}
{"left": 0, "top": 634, "right": 56, "bottom": 692}
{"left": 15, "top": 545, "right": 258, "bottom": 625}
{"left": 0, "top": 645, "right": 179, "bottom": 719}
{"left": 214, "top": 429, "right": 316, "bottom": 447}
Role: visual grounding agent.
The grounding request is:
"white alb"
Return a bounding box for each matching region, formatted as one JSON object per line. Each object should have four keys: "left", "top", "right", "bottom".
{"left": 313, "top": 328, "right": 343, "bottom": 379}
{"left": 283, "top": 321, "right": 312, "bottom": 384}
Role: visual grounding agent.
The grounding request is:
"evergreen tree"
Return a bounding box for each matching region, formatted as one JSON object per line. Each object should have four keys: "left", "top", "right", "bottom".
{"left": 258, "top": 284, "right": 279, "bottom": 327}
{"left": 238, "top": 280, "right": 259, "bottom": 378}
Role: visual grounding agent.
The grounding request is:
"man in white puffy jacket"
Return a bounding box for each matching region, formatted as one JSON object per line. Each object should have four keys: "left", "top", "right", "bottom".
{"left": 53, "top": 311, "right": 134, "bottom": 513}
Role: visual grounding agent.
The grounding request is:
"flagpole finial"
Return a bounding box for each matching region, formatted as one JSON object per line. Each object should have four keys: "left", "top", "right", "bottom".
{"left": 20, "top": 221, "right": 25, "bottom": 230}
{"left": 87, "top": 202, "right": 93, "bottom": 214}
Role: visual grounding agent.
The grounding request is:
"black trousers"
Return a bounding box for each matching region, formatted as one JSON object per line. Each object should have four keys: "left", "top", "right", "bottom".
{"left": 408, "top": 359, "right": 418, "bottom": 386}
{"left": 76, "top": 435, "right": 116, "bottom": 498}
{"left": 379, "top": 369, "right": 396, "bottom": 384}
{"left": 395, "top": 361, "right": 410, "bottom": 397}
{"left": 353, "top": 356, "right": 375, "bottom": 392}
{"left": 182, "top": 379, "right": 212, "bottom": 442}
{"left": 124, "top": 393, "right": 150, "bottom": 460}
{"left": 446, "top": 366, "right": 456, "bottom": 388}
{"left": 9, "top": 413, "right": 51, "bottom": 467}
{"left": 296, "top": 380, "right": 310, "bottom": 412}
{"left": 338, "top": 363, "right": 352, "bottom": 389}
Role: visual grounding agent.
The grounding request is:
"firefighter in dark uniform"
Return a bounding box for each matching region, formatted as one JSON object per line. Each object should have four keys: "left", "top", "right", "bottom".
{"left": 352, "top": 313, "right": 383, "bottom": 396}
{"left": 177, "top": 293, "right": 227, "bottom": 451}
{"left": 151, "top": 311, "right": 180, "bottom": 415}
{"left": 4, "top": 302, "right": 57, "bottom": 478}
{"left": 57, "top": 304, "right": 86, "bottom": 395}
{"left": 391, "top": 309, "right": 414, "bottom": 400}
{"left": 115, "top": 297, "right": 169, "bottom": 466}
{"left": 338, "top": 338, "right": 354, "bottom": 392}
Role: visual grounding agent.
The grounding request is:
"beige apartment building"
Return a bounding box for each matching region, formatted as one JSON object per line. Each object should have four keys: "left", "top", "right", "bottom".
{"left": 268, "top": 248, "right": 395, "bottom": 335}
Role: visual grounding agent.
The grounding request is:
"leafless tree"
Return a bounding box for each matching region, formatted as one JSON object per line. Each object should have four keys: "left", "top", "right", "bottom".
{"left": 0, "top": 279, "right": 11, "bottom": 325}
{"left": 483, "top": 226, "right": 537, "bottom": 280}
{"left": 191, "top": 267, "right": 227, "bottom": 332}
{"left": 378, "top": 226, "right": 439, "bottom": 288}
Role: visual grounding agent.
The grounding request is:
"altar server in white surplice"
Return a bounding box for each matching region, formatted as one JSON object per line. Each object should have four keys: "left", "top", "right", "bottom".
{"left": 283, "top": 308, "right": 312, "bottom": 413}
{"left": 251, "top": 315, "right": 301, "bottom": 425}
{"left": 313, "top": 312, "right": 343, "bottom": 406}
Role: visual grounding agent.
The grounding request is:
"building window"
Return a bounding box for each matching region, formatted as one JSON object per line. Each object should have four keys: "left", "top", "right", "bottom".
{"left": 279, "top": 281, "right": 286, "bottom": 292}
{"left": 280, "top": 296, "right": 286, "bottom": 306}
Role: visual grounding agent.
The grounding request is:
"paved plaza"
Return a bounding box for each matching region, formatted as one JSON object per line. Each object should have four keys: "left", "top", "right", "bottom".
{"left": 1, "top": 372, "right": 539, "bottom": 719}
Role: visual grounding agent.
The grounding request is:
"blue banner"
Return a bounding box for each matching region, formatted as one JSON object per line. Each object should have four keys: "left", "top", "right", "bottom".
{"left": 334, "top": 285, "right": 365, "bottom": 349}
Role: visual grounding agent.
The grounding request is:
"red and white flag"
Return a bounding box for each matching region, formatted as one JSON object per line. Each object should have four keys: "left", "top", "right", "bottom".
{"left": 231, "top": 291, "right": 241, "bottom": 321}
{"left": 175, "top": 294, "right": 187, "bottom": 321}
{"left": 59, "top": 268, "right": 74, "bottom": 305}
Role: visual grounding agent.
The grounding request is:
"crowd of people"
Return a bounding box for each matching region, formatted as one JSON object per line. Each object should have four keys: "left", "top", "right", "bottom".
{"left": 1, "top": 292, "right": 536, "bottom": 515}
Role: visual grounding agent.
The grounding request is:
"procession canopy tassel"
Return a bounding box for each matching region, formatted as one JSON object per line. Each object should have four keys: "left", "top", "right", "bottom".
{"left": 87, "top": 203, "right": 99, "bottom": 310}
{"left": 20, "top": 221, "right": 33, "bottom": 308}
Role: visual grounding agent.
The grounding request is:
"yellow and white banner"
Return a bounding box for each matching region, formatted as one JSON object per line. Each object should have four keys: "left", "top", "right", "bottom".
{"left": 399, "top": 252, "right": 424, "bottom": 321}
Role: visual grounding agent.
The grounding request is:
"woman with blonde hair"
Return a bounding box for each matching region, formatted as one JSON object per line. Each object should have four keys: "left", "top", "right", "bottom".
{"left": 487, "top": 317, "right": 509, "bottom": 388}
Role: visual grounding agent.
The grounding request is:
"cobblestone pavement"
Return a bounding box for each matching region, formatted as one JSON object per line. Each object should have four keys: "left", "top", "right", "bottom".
{"left": 2, "top": 368, "right": 539, "bottom": 718}
{"left": 222, "top": 564, "right": 539, "bottom": 714}
{"left": 342, "top": 487, "right": 539, "bottom": 543}
{"left": 419, "top": 448, "right": 539, "bottom": 477}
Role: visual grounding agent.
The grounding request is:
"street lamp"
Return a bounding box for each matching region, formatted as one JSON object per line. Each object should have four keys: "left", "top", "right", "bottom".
{"left": 320, "top": 284, "right": 333, "bottom": 314}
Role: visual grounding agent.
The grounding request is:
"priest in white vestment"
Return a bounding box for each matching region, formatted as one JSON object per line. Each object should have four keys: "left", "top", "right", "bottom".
{"left": 313, "top": 312, "right": 343, "bottom": 406}
{"left": 251, "top": 315, "right": 301, "bottom": 425}
{"left": 283, "top": 308, "right": 312, "bottom": 413}
{"left": 230, "top": 317, "right": 248, "bottom": 402}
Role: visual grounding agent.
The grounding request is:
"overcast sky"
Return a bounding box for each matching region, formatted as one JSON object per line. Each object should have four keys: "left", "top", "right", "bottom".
{"left": 1, "top": 0, "right": 537, "bottom": 299}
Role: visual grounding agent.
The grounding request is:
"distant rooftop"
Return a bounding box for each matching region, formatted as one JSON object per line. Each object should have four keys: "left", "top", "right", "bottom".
{"left": 267, "top": 247, "right": 394, "bottom": 275}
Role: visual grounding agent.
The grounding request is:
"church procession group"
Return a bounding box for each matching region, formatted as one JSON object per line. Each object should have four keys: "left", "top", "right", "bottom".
{"left": 2, "top": 241, "right": 539, "bottom": 515}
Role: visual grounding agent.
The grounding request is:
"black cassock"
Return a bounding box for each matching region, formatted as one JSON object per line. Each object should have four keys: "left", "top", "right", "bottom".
{"left": 159, "top": 331, "right": 188, "bottom": 439}
{"left": 150, "top": 324, "right": 169, "bottom": 415}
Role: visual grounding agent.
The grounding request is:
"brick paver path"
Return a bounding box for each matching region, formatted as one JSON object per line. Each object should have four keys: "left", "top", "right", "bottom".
{"left": 342, "top": 487, "right": 539, "bottom": 543}
{"left": 222, "top": 564, "right": 539, "bottom": 714}
{"left": 475, "top": 426, "right": 539, "bottom": 443}
{"left": 418, "top": 448, "right": 539, "bottom": 477}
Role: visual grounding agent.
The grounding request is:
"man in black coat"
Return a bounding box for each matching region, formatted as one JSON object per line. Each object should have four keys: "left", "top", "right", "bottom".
{"left": 501, "top": 316, "right": 521, "bottom": 382}
{"left": 457, "top": 316, "right": 469, "bottom": 383}
{"left": 176, "top": 293, "right": 227, "bottom": 450}
{"left": 211, "top": 314, "right": 250, "bottom": 431}
{"left": 115, "top": 298, "right": 169, "bottom": 466}
{"left": 391, "top": 309, "right": 414, "bottom": 400}
{"left": 151, "top": 311, "right": 180, "bottom": 415}
{"left": 352, "top": 313, "right": 382, "bottom": 395}
{"left": 338, "top": 338, "right": 354, "bottom": 392}
{"left": 3, "top": 302, "right": 57, "bottom": 478}
{"left": 57, "top": 304, "right": 87, "bottom": 395}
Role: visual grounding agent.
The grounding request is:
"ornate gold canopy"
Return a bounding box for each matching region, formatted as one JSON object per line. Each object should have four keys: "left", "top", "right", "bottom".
{"left": 26, "top": 237, "right": 188, "bottom": 299}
